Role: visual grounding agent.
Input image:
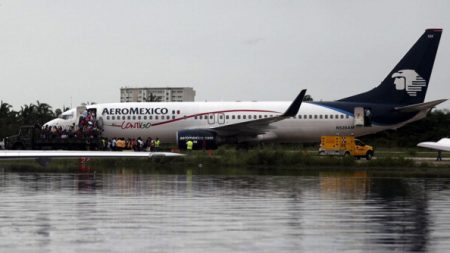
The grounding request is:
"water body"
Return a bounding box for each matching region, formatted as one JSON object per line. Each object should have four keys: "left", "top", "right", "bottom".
{"left": 1, "top": 167, "right": 450, "bottom": 252}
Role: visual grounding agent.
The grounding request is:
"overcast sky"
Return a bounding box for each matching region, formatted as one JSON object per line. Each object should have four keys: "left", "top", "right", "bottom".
{"left": 1, "top": 0, "right": 450, "bottom": 110}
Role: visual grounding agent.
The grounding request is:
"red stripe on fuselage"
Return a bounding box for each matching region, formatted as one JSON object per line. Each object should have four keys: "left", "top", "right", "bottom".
{"left": 108, "top": 109, "right": 281, "bottom": 128}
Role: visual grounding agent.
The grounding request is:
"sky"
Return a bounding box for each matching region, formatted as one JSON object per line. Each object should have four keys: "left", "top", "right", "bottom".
{"left": 1, "top": 0, "right": 450, "bottom": 110}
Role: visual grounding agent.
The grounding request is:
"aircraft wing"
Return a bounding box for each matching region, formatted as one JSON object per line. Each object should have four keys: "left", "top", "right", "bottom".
{"left": 417, "top": 138, "right": 450, "bottom": 152}
{"left": 394, "top": 99, "right": 447, "bottom": 112}
{"left": 0, "top": 150, "right": 185, "bottom": 159}
{"left": 212, "top": 90, "right": 306, "bottom": 136}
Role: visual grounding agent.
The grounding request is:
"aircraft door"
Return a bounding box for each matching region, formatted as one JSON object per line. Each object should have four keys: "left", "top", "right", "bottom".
{"left": 217, "top": 113, "right": 225, "bottom": 125}
{"left": 363, "top": 108, "right": 372, "bottom": 127}
{"left": 207, "top": 113, "right": 215, "bottom": 125}
{"left": 354, "top": 107, "right": 364, "bottom": 127}
{"left": 354, "top": 107, "right": 372, "bottom": 127}
{"left": 207, "top": 113, "right": 226, "bottom": 125}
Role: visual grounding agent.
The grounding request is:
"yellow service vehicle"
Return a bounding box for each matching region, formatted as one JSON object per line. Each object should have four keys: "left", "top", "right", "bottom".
{"left": 319, "top": 136, "right": 374, "bottom": 160}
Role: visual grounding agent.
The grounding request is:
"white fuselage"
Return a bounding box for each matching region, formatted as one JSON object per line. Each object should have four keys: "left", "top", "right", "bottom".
{"left": 44, "top": 101, "right": 420, "bottom": 144}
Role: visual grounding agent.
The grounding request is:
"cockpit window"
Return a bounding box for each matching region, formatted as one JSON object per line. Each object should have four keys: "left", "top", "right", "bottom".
{"left": 60, "top": 112, "right": 74, "bottom": 120}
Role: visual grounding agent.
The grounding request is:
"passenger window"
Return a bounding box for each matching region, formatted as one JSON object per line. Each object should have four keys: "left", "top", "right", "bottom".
{"left": 132, "top": 116, "right": 136, "bottom": 120}
{"left": 314, "top": 115, "right": 317, "bottom": 119}
{"left": 112, "top": 116, "right": 115, "bottom": 120}
{"left": 232, "top": 115, "right": 235, "bottom": 120}
{"left": 237, "top": 115, "right": 241, "bottom": 119}
{"left": 144, "top": 116, "right": 147, "bottom": 120}
{"left": 309, "top": 115, "right": 312, "bottom": 119}
{"left": 138, "top": 116, "right": 141, "bottom": 120}
{"left": 106, "top": 116, "right": 110, "bottom": 120}
{"left": 298, "top": 115, "right": 302, "bottom": 119}
{"left": 243, "top": 115, "right": 246, "bottom": 119}
{"left": 319, "top": 115, "right": 323, "bottom": 119}
{"left": 226, "top": 115, "right": 229, "bottom": 120}
{"left": 253, "top": 115, "right": 257, "bottom": 119}
{"left": 325, "top": 115, "right": 328, "bottom": 119}
{"left": 155, "top": 116, "right": 159, "bottom": 120}
{"left": 329, "top": 115, "right": 333, "bottom": 119}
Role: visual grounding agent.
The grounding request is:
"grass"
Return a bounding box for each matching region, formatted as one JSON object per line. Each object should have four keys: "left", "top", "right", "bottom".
{"left": 1, "top": 146, "right": 449, "bottom": 174}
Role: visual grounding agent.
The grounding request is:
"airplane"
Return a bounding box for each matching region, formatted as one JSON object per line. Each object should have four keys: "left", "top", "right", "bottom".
{"left": 418, "top": 138, "right": 450, "bottom": 161}
{"left": 44, "top": 29, "right": 445, "bottom": 152}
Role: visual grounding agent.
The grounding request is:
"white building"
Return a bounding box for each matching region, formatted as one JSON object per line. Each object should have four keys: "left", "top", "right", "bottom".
{"left": 120, "top": 87, "right": 196, "bottom": 102}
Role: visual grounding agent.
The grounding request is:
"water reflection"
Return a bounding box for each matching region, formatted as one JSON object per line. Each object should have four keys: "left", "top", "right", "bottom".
{"left": 0, "top": 167, "right": 449, "bottom": 252}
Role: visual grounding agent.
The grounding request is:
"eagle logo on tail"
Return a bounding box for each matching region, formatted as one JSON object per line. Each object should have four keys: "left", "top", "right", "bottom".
{"left": 391, "top": 69, "right": 427, "bottom": 97}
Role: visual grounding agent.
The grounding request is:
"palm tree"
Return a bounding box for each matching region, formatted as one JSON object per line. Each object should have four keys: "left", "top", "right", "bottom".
{"left": 35, "top": 100, "right": 54, "bottom": 123}
{"left": 303, "top": 94, "right": 314, "bottom": 102}
{"left": 0, "top": 101, "right": 12, "bottom": 118}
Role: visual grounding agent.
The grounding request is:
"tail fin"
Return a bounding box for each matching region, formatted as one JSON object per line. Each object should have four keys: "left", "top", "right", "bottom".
{"left": 339, "top": 29, "right": 442, "bottom": 105}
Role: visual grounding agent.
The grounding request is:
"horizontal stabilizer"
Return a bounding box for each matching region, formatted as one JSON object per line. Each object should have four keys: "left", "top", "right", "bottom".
{"left": 418, "top": 138, "right": 450, "bottom": 152}
{"left": 394, "top": 99, "right": 447, "bottom": 112}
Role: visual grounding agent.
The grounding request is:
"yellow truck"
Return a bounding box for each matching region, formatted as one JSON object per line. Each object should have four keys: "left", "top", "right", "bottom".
{"left": 319, "top": 136, "right": 374, "bottom": 160}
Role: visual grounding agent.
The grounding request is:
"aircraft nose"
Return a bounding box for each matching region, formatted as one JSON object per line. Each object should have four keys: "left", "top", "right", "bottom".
{"left": 44, "top": 118, "right": 60, "bottom": 127}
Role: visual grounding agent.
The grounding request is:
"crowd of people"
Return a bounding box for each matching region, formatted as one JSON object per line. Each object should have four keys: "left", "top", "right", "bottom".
{"left": 38, "top": 109, "right": 165, "bottom": 152}
{"left": 108, "top": 137, "right": 161, "bottom": 152}
{"left": 41, "top": 109, "right": 101, "bottom": 140}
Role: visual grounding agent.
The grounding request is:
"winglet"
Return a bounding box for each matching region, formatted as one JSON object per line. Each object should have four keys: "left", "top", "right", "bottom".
{"left": 282, "top": 89, "right": 307, "bottom": 117}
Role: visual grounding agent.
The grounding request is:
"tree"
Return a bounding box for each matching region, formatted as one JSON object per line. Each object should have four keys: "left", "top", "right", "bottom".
{"left": 0, "top": 101, "right": 12, "bottom": 118}
{"left": 303, "top": 94, "right": 313, "bottom": 102}
{"left": 0, "top": 101, "right": 16, "bottom": 138}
